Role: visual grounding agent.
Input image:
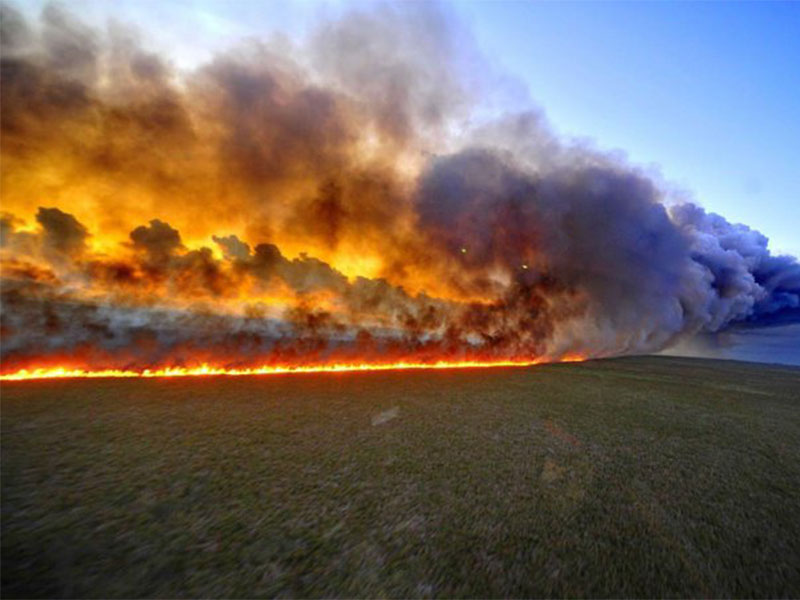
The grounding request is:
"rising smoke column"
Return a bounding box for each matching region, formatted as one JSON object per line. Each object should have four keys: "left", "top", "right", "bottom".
{"left": 1, "top": 2, "right": 798, "bottom": 373}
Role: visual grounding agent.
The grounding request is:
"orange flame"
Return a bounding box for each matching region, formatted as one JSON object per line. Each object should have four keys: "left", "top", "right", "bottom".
{"left": 0, "top": 356, "right": 585, "bottom": 382}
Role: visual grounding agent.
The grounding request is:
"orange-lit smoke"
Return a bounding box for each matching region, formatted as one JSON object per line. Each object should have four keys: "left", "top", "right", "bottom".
{"left": 2, "top": 3, "right": 798, "bottom": 379}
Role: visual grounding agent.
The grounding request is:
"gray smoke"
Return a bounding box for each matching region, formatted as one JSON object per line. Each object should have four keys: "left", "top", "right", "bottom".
{"left": 1, "top": 2, "right": 798, "bottom": 371}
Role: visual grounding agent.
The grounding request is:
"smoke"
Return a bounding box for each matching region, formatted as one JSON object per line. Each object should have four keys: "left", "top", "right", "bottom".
{"left": 1, "top": 2, "right": 798, "bottom": 372}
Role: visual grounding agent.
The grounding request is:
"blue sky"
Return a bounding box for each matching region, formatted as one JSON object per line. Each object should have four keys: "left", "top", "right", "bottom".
{"left": 19, "top": 0, "right": 800, "bottom": 257}
{"left": 453, "top": 1, "right": 800, "bottom": 258}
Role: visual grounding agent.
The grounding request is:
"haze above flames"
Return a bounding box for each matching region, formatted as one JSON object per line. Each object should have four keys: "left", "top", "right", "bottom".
{"left": 1, "top": 2, "right": 798, "bottom": 375}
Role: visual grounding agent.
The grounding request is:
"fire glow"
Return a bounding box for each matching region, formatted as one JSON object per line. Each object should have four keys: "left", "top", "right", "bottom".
{"left": 0, "top": 356, "right": 586, "bottom": 382}
{"left": 1, "top": 4, "right": 798, "bottom": 377}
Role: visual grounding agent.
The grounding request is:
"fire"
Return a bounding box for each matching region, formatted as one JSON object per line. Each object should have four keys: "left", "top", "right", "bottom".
{"left": 0, "top": 356, "right": 585, "bottom": 382}
{"left": 0, "top": 6, "right": 639, "bottom": 372}
{"left": 8, "top": 4, "right": 793, "bottom": 372}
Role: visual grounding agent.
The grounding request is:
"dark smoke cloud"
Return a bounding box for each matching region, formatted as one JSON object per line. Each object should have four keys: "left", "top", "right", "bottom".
{"left": 129, "top": 219, "right": 184, "bottom": 261}
{"left": 0, "top": 1, "right": 798, "bottom": 371}
{"left": 36, "top": 207, "right": 88, "bottom": 256}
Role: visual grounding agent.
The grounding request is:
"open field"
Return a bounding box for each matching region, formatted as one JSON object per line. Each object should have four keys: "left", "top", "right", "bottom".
{"left": 2, "top": 356, "right": 799, "bottom": 598}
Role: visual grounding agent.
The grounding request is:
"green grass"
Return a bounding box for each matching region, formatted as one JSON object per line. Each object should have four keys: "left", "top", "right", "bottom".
{"left": 2, "top": 356, "right": 799, "bottom": 598}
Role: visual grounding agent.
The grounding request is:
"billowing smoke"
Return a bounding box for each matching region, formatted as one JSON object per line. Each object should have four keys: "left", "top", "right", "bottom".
{"left": 1, "top": 2, "right": 798, "bottom": 373}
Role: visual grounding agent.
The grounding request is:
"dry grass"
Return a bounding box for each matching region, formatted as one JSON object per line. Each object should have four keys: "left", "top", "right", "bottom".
{"left": 2, "top": 356, "right": 799, "bottom": 598}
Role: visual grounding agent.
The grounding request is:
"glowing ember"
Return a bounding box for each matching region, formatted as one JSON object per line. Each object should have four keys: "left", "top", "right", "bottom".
{"left": 0, "top": 357, "right": 586, "bottom": 382}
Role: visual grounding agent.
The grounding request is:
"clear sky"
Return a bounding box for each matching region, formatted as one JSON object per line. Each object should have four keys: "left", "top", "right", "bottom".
{"left": 18, "top": 0, "right": 800, "bottom": 257}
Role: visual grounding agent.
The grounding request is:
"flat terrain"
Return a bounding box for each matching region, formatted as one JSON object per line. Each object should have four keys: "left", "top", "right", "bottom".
{"left": 2, "top": 356, "right": 799, "bottom": 598}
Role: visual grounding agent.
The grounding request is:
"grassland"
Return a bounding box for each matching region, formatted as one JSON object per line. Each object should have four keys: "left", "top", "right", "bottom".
{"left": 2, "top": 356, "right": 799, "bottom": 598}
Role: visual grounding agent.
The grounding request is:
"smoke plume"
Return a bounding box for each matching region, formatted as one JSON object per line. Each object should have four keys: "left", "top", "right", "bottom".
{"left": 1, "top": 2, "right": 798, "bottom": 373}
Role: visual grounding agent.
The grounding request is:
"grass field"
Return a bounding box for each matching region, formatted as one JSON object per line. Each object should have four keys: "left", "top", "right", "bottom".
{"left": 2, "top": 356, "right": 799, "bottom": 598}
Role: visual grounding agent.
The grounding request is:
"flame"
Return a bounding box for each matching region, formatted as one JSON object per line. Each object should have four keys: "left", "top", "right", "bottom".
{"left": 0, "top": 356, "right": 585, "bottom": 382}
{"left": 0, "top": 8, "right": 602, "bottom": 373}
